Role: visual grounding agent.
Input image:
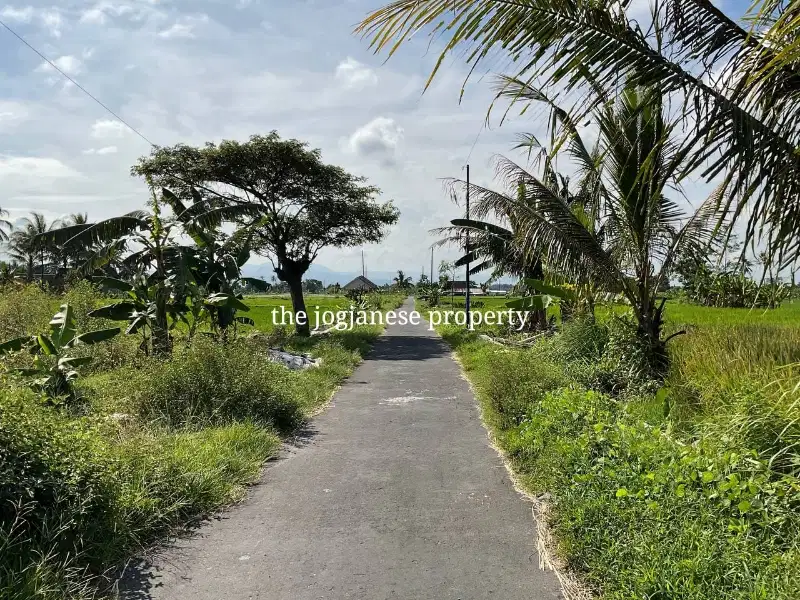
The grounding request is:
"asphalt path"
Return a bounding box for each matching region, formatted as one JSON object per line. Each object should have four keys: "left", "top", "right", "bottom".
{"left": 120, "top": 298, "right": 563, "bottom": 599}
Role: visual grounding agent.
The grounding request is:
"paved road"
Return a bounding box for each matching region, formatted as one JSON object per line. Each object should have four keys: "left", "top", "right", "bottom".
{"left": 120, "top": 298, "right": 562, "bottom": 600}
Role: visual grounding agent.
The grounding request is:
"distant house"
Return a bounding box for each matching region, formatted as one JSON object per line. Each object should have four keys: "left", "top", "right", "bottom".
{"left": 343, "top": 275, "right": 378, "bottom": 292}
{"left": 441, "top": 281, "right": 484, "bottom": 296}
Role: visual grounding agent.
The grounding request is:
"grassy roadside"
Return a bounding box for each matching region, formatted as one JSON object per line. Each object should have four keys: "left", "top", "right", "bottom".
{"left": 433, "top": 306, "right": 800, "bottom": 600}
{"left": 0, "top": 285, "right": 404, "bottom": 600}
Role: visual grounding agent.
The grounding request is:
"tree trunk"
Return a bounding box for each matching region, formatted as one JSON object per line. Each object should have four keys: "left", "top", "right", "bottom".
{"left": 286, "top": 273, "right": 310, "bottom": 336}
{"left": 152, "top": 286, "right": 171, "bottom": 357}
{"left": 637, "top": 310, "right": 668, "bottom": 379}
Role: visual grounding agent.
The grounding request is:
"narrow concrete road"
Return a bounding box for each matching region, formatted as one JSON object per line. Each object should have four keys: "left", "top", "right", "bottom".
{"left": 120, "top": 299, "right": 562, "bottom": 600}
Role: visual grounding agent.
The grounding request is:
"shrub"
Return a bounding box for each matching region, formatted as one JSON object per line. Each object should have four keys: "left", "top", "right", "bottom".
{"left": 464, "top": 342, "right": 567, "bottom": 429}
{"left": 506, "top": 387, "right": 800, "bottom": 600}
{"left": 547, "top": 316, "right": 608, "bottom": 363}
{"left": 0, "top": 388, "right": 280, "bottom": 598}
{"left": 0, "top": 389, "right": 115, "bottom": 597}
{"left": 0, "top": 285, "right": 53, "bottom": 340}
{"left": 136, "top": 338, "right": 304, "bottom": 431}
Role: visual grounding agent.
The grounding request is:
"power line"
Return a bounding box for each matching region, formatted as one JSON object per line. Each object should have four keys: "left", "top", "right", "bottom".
{"left": 463, "top": 120, "right": 484, "bottom": 170}
{"left": 0, "top": 18, "right": 157, "bottom": 148}
{"left": 0, "top": 19, "right": 249, "bottom": 210}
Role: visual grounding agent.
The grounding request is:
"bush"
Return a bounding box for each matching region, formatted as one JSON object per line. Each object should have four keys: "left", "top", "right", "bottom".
{"left": 547, "top": 316, "right": 608, "bottom": 363}
{"left": 0, "top": 389, "right": 116, "bottom": 598}
{"left": 0, "top": 284, "right": 53, "bottom": 340}
{"left": 453, "top": 337, "right": 567, "bottom": 429}
{"left": 506, "top": 387, "right": 800, "bottom": 600}
{"left": 136, "top": 339, "right": 304, "bottom": 431}
{"left": 0, "top": 388, "right": 280, "bottom": 599}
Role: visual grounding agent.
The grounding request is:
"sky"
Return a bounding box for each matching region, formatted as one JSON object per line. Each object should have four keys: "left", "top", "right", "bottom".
{"left": 0, "top": 0, "right": 749, "bottom": 280}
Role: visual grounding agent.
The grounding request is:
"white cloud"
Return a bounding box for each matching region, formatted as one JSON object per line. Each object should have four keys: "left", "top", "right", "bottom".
{"left": 0, "top": 101, "right": 29, "bottom": 130}
{"left": 0, "top": 2, "right": 535, "bottom": 274}
{"left": 79, "top": 5, "right": 107, "bottom": 24}
{"left": 36, "top": 55, "right": 83, "bottom": 76}
{"left": 335, "top": 57, "right": 378, "bottom": 89}
{"left": 158, "top": 14, "right": 208, "bottom": 39}
{"left": 0, "top": 156, "right": 81, "bottom": 180}
{"left": 79, "top": 2, "right": 149, "bottom": 25}
{"left": 1, "top": 6, "right": 61, "bottom": 36}
{"left": 40, "top": 9, "right": 61, "bottom": 37}
{"left": 90, "top": 119, "right": 128, "bottom": 139}
{"left": 82, "top": 146, "right": 118, "bottom": 155}
{"left": 344, "top": 117, "right": 404, "bottom": 166}
{"left": 0, "top": 5, "right": 34, "bottom": 22}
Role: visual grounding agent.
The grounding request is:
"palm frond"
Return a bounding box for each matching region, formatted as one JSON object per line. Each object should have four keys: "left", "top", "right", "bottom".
{"left": 357, "top": 0, "right": 800, "bottom": 261}
{"left": 655, "top": 183, "right": 731, "bottom": 292}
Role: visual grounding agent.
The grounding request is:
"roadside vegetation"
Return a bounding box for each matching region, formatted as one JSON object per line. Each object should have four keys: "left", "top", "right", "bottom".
{"left": 0, "top": 283, "right": 403, "bottom": 600}
{"left": 0, "top": 132, "right": 401, "bottom": 599}
{"left": 431, "top": 301, "right": 800, "bottom": 599}
{"left": 363, "top": 0, "right": 800, "bottom": 597}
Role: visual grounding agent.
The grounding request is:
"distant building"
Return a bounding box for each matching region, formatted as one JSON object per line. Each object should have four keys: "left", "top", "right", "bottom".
{"left": 343, "top": 275, "right": 378, "bottom": 292}
{"left": 442, "top": 281, "right": 485, "bottom": 296}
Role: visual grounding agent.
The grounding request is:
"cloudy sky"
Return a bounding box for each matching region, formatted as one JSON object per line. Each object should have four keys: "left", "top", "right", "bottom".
{"left": 0, "top": 0, "right": 743, "bottom": 278}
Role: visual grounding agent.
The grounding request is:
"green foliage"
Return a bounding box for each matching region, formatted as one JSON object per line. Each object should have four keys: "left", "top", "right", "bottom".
{"left": 135, "top": 338, "right": 304, "bottom": 432}
{"left": 133, "top": 133, "right": 399, "bottom": 336}
{"left": 507, "top": 387, "right": 800, "bottom": 599}
{"left": 0, "top": 304, "right": 120, "bottom": 402}
{"left": 439, "top": 301, "right": 800, "bottom": 599}
{"left": 678, "top": 261, "right": 790, "bottom": 309}
{"left": 0, "top": 388, "right": 279, "bottom": 599}
{"left": 0, "top": 284, "right": 54, "bottom": 340}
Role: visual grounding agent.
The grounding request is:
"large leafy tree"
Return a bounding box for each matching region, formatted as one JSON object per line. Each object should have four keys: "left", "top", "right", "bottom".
{"left": 357, "top": 0, "right": 800, "bottom": 264}
{"left": 132, "top": 133, "right": 399, "bottom": 336}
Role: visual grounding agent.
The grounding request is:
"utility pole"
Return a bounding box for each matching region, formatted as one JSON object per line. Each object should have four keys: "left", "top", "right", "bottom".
{"left": 465, "top": 164, "right": 471, "bottom": 328}
{"left": 361, "top": 250, "right": 365, "bottom": 277}
{"left": 430, "top": 248, "right": 434, "bottom": 286}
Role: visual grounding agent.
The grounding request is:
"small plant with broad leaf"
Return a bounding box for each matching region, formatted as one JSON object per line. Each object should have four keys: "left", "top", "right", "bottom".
{"left": 90, "top": 274, "right": 185, "bottom": 356}
{"left": 0, "top": 304, "right": 120, "bottom": 401}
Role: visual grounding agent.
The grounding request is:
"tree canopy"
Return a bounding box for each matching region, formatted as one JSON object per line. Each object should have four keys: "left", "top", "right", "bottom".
{"left": 133, "top": 132, "right": 399, "bottom": 335}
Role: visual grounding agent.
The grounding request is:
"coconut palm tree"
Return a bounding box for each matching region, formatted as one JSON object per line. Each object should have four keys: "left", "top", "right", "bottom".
{"left": 393, "top": 270, "right": 412, "bottom": 290}
{"left": 357, "top": 0, "right": 800, "bottom": 264}
{"left": 0, "top": 207, "right": 11, "bottom": 242}
{"left": 446, "top": 86, "right": 727, "bottom": 374}
{"left": 7, "top": 212, "right": 60, "bottom": 284}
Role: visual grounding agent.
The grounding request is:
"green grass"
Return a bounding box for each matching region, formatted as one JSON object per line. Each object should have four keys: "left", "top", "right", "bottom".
{"left": 0, "top": 285, "right": 404, "bottom": 599}
{"left": 244, "top": 294, "right": 353, "bottom": 331}
{"left": 433, "top": 302, "right": 800, "bottom": 600}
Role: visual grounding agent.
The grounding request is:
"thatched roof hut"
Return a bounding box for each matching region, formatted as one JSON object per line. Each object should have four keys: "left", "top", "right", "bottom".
{"left": 342, "top": 275, "right": 378, "bottom": 292}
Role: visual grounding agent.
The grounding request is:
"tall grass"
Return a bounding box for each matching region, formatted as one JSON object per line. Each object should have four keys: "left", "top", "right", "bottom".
{"left": 0, "top": 287, "right": 394, "bottom": 599}
{"left": 437, "top": 300, "right": 800, "bottom": 599}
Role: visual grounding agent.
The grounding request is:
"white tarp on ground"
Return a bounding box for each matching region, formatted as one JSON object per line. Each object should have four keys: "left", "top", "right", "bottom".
{"left": 266, "top": 349, "right": 320, "bottom": 370}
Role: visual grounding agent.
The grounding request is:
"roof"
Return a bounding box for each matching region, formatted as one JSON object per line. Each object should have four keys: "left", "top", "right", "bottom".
{"left": 343, "top": 275, "right": 378, "bottom": 291}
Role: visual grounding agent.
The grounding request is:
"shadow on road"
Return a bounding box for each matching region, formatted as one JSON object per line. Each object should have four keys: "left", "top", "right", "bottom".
{"left": 367, "top": 335, "right": 450, "bottom": 361}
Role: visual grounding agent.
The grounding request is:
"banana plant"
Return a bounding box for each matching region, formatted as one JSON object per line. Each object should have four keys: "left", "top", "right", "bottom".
{"left": 89, "top": 273, "right": 190, "bottom": 356}
{"left": 506, "top": 279, "right": 577, "bottom": 328}
{"left": 160, "top": 188, "right": 267, "bottom": 336}
{"left": 0, "top": 304, "right": 120, "bottom": 402}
